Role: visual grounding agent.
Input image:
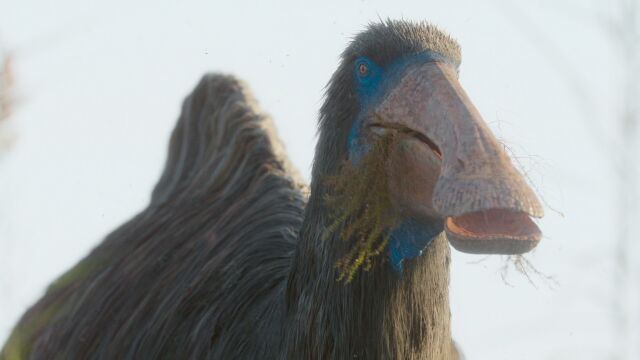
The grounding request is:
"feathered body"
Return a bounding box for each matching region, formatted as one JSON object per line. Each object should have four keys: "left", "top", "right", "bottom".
{"left": 3, "top": 20, "right": 544, "bottom": 360}
{"left": 3, "top": 76, "right": 307, "bottom": 359}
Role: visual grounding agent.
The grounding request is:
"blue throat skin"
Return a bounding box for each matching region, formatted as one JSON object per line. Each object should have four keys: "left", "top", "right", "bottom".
{"left": 388, "top": 220, "right": 444, "bottom": 273}
{"left": 348, "top": 51, "right": 450, "bottom": 273}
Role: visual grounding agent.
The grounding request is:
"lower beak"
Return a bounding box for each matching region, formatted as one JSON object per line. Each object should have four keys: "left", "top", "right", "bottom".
{"left": 373, "top": 61, "right": 543, "bottom": 255}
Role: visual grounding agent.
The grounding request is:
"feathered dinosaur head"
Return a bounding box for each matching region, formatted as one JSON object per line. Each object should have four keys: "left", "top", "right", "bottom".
{"left": 312, "top": 20, "right": 543, "bottom": 280}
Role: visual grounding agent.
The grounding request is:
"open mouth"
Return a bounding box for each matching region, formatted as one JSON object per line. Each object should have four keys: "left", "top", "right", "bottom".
{"left": 369, "top": 123, "right": 442, "bottom": 159}
{"left": 445, "top": 209, "right": 542, "bottom": 254}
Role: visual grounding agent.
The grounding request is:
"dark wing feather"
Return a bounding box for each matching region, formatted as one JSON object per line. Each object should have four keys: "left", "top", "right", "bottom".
{"left": 1, "top": 75, "right": 307, "bottom": 359}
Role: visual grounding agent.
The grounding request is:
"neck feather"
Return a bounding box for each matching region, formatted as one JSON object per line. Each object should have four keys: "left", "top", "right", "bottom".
{"left": 282, "top": 195, "right": 456, "bottom": 359}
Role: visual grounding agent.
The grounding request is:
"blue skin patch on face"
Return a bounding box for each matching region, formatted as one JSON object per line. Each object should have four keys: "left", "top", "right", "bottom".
{"left": 347, "top": 57, "right": 384, "bottom": 163}
{"left": 347, "top": 52, "right": 453, "bottom": 273}
{"left": 348, "top": 51, "right": 457, "bottom": 163}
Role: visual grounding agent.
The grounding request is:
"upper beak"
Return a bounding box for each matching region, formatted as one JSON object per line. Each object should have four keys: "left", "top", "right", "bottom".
{"left": 370, "top": 61, "right": 543, "bottom": 255}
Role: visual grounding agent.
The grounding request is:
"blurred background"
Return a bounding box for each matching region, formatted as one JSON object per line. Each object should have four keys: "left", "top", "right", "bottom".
{"left": 0, "top": 0, "right": 638, "bottom": 359}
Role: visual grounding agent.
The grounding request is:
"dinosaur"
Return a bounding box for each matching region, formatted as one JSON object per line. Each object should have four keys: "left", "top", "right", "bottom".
{"left": 2, "top": 20, "right": 542, "bottom": 360}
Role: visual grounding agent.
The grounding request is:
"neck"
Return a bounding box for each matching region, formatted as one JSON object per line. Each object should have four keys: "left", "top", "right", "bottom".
{"left": 282, "top": 196, "right": 456, "bottom": 359}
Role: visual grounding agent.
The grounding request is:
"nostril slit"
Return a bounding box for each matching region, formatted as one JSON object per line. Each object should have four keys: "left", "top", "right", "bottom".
{"left": 457, "top": 159, "right": 465, "bottom": 168}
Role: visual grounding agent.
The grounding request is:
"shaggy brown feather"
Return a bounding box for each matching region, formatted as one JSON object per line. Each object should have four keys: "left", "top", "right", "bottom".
{"left": 2, "top": 20, "right": 463, "bottom": 360}
{"left": 2, "top": 75, "right": 307, "bottom": 359}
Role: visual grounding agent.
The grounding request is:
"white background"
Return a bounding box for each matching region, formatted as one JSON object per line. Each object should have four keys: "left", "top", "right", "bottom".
{"left": 1, "top": 0, "right": 638, "bottom": 359}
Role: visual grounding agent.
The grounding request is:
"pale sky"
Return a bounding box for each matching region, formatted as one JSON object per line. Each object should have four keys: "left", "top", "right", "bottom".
{"left": 0, "top": 0, "right": 638, "bottom": 359}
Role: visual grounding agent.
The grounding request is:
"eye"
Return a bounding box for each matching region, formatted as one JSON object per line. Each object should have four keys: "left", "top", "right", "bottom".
{"left": 358, "top": 62, "right": 369, "bottom": 76}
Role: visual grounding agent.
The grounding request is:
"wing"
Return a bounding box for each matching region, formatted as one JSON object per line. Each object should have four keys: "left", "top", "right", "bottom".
{"left": 2, "top": 75, "right": 307, "bottom": 359}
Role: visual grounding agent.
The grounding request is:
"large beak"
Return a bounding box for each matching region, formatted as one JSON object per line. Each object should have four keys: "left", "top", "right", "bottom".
{"left": 370, "top": 61, "right": 543, "bottom": 255}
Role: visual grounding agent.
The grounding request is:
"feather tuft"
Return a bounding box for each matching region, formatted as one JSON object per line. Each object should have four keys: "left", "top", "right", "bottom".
{"left": 324, "top": 133, "right": 399, "bottom": 282}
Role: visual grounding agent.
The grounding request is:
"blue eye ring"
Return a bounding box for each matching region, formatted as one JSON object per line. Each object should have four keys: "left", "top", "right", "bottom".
{"left": 354, "top": 57, "right": 382, "bottom": 101}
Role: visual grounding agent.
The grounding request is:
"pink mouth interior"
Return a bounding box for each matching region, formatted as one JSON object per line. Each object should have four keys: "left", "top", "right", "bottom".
{"left": 446, "top": 209, "right": 541, "bottom": 242}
